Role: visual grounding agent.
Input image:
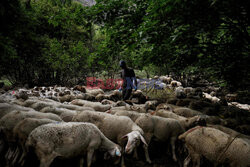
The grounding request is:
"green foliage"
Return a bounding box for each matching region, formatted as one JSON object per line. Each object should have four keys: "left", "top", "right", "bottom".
{"left": 0, "top": 0, "right": 93, "bottom": 86}
{"left": 87, "top": 0, "right": 250, "bottom": 91}
{"left": 0, "top": 0, "right": 249, "bottom": 91}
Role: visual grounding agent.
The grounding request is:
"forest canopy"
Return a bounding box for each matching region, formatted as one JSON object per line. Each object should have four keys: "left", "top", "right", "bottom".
{"left": 0, "top": 0, "right": 249, "bottom": 91}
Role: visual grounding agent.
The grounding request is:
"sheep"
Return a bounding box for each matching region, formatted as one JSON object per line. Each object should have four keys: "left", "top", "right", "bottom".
{"left": 57, "top": 103, "right": 95, "bottom": 112}
{"left": 112, "top": 110, "right": 143, "bottom": 122}
{"left": 101, "top": 100, "right": 127, "bottom": 108}
{"left": 173, "top": 107, "right": 204, "bottom": 118}
{"left": 153, "top": 75, "right": 159, "bottom": 79}
{"left": 96, "top": 91, "right": 122, "bottom": 102}
{"left": 134, "top": 114, "right": 185, "bottom": 163}
{"left": 0, "top": 110, "right": 62, "bottom": 165}
{"left": 110, "top": 109, "right": 193, "bottom": 163}
{"left": 72, "top": 111, "right": 147, "bottom": 166}
{"left": 58, "top": 94, "right": 75, "bottom": 103}
{"left": 86, "top": 88, "right": 104, "bottom": 96}
{"left": 14, "top": 98, "right": 94, "bottom": 112}
{"left": 144, "top": 100, "right": 159, "bottom": 111}
{"left": 175, "top": 86, "right": 186, "bottom": 99}
{"left": 0, "top": 102, "right": 35, "bottom": 119}
{"left": 156, "top": 103, "right": 179, "bottom": 112}
{"left": 228, "top": 102, "right": 250, "bottom": 111}
{"left": 70, "top": 99, "right": 111, "bottom": 112}
{"left": 73, "top": 85, "right": 86, "bottom": 93}
{"left": 58, "top": 93, "right": 95, "bottom": 103}
{"left": 154, "top": 109, "right": 204, "bottom": 130}
{"left": 101, "top": 99, "right": 116, "bottom": 105}
{"left": 170, "top": 80, "right": 182, "bottom": 87}
{"left": 203, "top": 92, "right": 220, "bottom": 103}
{"left": 128, "top": 103, "right": 149, "bottom": 113}
{"left": 13, "top": 118, "right": 58, "bottom": 165}
{"left": 225, "top": 94, "right": 238, "bottom": 102}
{"left": 95, "top": 94, "right": 110, "bottom": 102}
{"left": 25, "top": 122, "right": 122, "bottom": 167}
{"left": 40, "top": 106, "right": 79, "bottom": 122}
{"left": 15, "top": 91, "right": 29, "bottom": 100}
{"left": 179, "top": 126, "right": 250, "bottom": 167}
{"left": 130, "top": 90, "right": 147, "bottom": 104}
{"left": 159, "top": 76, "right": 173, "bottom": 84}
{"left": 207, "top": 124, "right": 250, "bottom": 143}
{"left": 184, "top": 87, "right": 194, "bottom": 96}
{"left": 0, "top": 110, "right": 62, "bottom": 143}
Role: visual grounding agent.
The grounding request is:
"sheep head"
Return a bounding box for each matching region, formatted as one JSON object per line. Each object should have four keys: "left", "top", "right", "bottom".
{"left": 186, "top": 115, "right": 206, "bottom": 129}
{"left": 122, "top": 131, "right": 147, "bottom": 154}
{"left": 104, "top": 145, "right": 121, "bottom": 162}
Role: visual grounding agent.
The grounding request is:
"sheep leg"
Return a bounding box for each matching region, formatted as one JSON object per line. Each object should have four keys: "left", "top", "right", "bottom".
{"left": 170, "top": 137, "right": 177, "bottom": 162}
{"left": 18, "top": 146, "right": 27, "bottom": 166}
{"left": 40, "top": 155, "right": 56, "bottom": 167}
{"left": 183, "top": 154, "right": 191, "bottom": 167}
{"left": 143, "top": 144, "right": 152, "bottom": 164}
{"left": 5, "top": 147, "right": 11, "bottom": 159}
{"left": 12, "top": 146, "right": 20, "bottom": 166}
{"left": 5, "top": 148, "right": 11, "bottom": 159}
{"left": 192, "top": 153, "right": 200, "bottom": 167}
{"left": 39, "top": 152, "right": 57, "bottom": 167}
{"left": 142, "top": 133, "right": 152, "bottom": 164}
{"left": 186, "top": 145, "right": 200, "bottom": 167}
{"left": 87, "top": 149, "right": 94, "bottom": 167}
{"left": 121, "top": 155, "right": 126, "bottom": 167}
{"left": 79, "top": 157, "right": 84, "bottom": 167}
{"left": 19, "top": 152, "right": 26, "bottom": 166}
{"left": 40, "top": 158, "right": 53, "bottom": 167}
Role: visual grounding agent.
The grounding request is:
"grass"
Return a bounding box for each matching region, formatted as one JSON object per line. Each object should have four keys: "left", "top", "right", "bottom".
{"left": 141, "top": 86, "right": 175, "bottom": 100}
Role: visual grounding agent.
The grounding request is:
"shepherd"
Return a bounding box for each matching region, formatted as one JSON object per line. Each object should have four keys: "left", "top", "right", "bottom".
{"left": 119, "top": 60, "right": 137, "bottom": 101}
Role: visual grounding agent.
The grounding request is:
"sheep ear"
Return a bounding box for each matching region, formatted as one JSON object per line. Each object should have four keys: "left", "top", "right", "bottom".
{"left": 196, "top": 116, "right": 201, "bottom": 121}
{"left": 140, "top": 135, "right": 148, "bottom": 146}
{"left": 106, "top": 110, "right": 111, "bottom": 113}
{"left": 121, "top": 135, "right": 128, "bottom": 140}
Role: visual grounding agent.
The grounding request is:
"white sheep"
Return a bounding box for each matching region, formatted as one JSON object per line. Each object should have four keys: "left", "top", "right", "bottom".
{"left": 25, "top": 122, "right": 121, "bottom": 167}
{"left": 13, "top": 98, "right": 94, "bottom": 112}
{"left": 159, "top": 76, "right": 173, "bottom": 84}
{"left": 0, "top": 110, "right": 62, "bottom": 143}
{"left": 70, "top": 99, "right": 111, "bottom": 112}
{"left": 134, "top": 114, "right": 185, "bottom": 163}
{"left": 86, "top": 88, "right": 104, "bottom": 96}
{"left": 0, "top": 102, "right": 35, "bottom": 119}
{"left": 13, "top": 118, "right": 58, "bottom": 165}
{"left": 173, "top": 107, "right": 204, "bottom": 118}
{"left": 175, "top": 86, "right": 186, "bottom": 98}
{"left": 72, "top": 111, "right": 147, "bottom": 167}
{"left": 170, "top": 80, "right": 182, "bottom": 87}
{"left": 0, "top": 109, "right": 62, "bottom": 166}
{"left": 154, "top": 109, "right": 203, "bottom": 130}
{"left": 179, "top": 126, "right": 250, "bottom": 167}
{"left": 40, "top": 106, "right": 79, "bottom": 122}
{"left": 203, "top": 92, "right": 220, "bottom": 103}
{"left": 109, "top": 109, "right": 188, "bottom": 163}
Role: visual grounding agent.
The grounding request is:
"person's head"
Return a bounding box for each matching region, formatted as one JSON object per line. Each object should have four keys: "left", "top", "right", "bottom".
{"left": 119, "top": 60, "right": 127, "bottom": 69}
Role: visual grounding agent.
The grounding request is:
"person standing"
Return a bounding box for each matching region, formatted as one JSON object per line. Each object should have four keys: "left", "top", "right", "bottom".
{"left": 119, "top": 60, "right": 137, "bottom": 100}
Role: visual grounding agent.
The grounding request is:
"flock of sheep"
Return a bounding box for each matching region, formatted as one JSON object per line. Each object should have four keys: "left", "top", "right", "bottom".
{"left": 0, "top": 76, "right": 249, "bottom": 167}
